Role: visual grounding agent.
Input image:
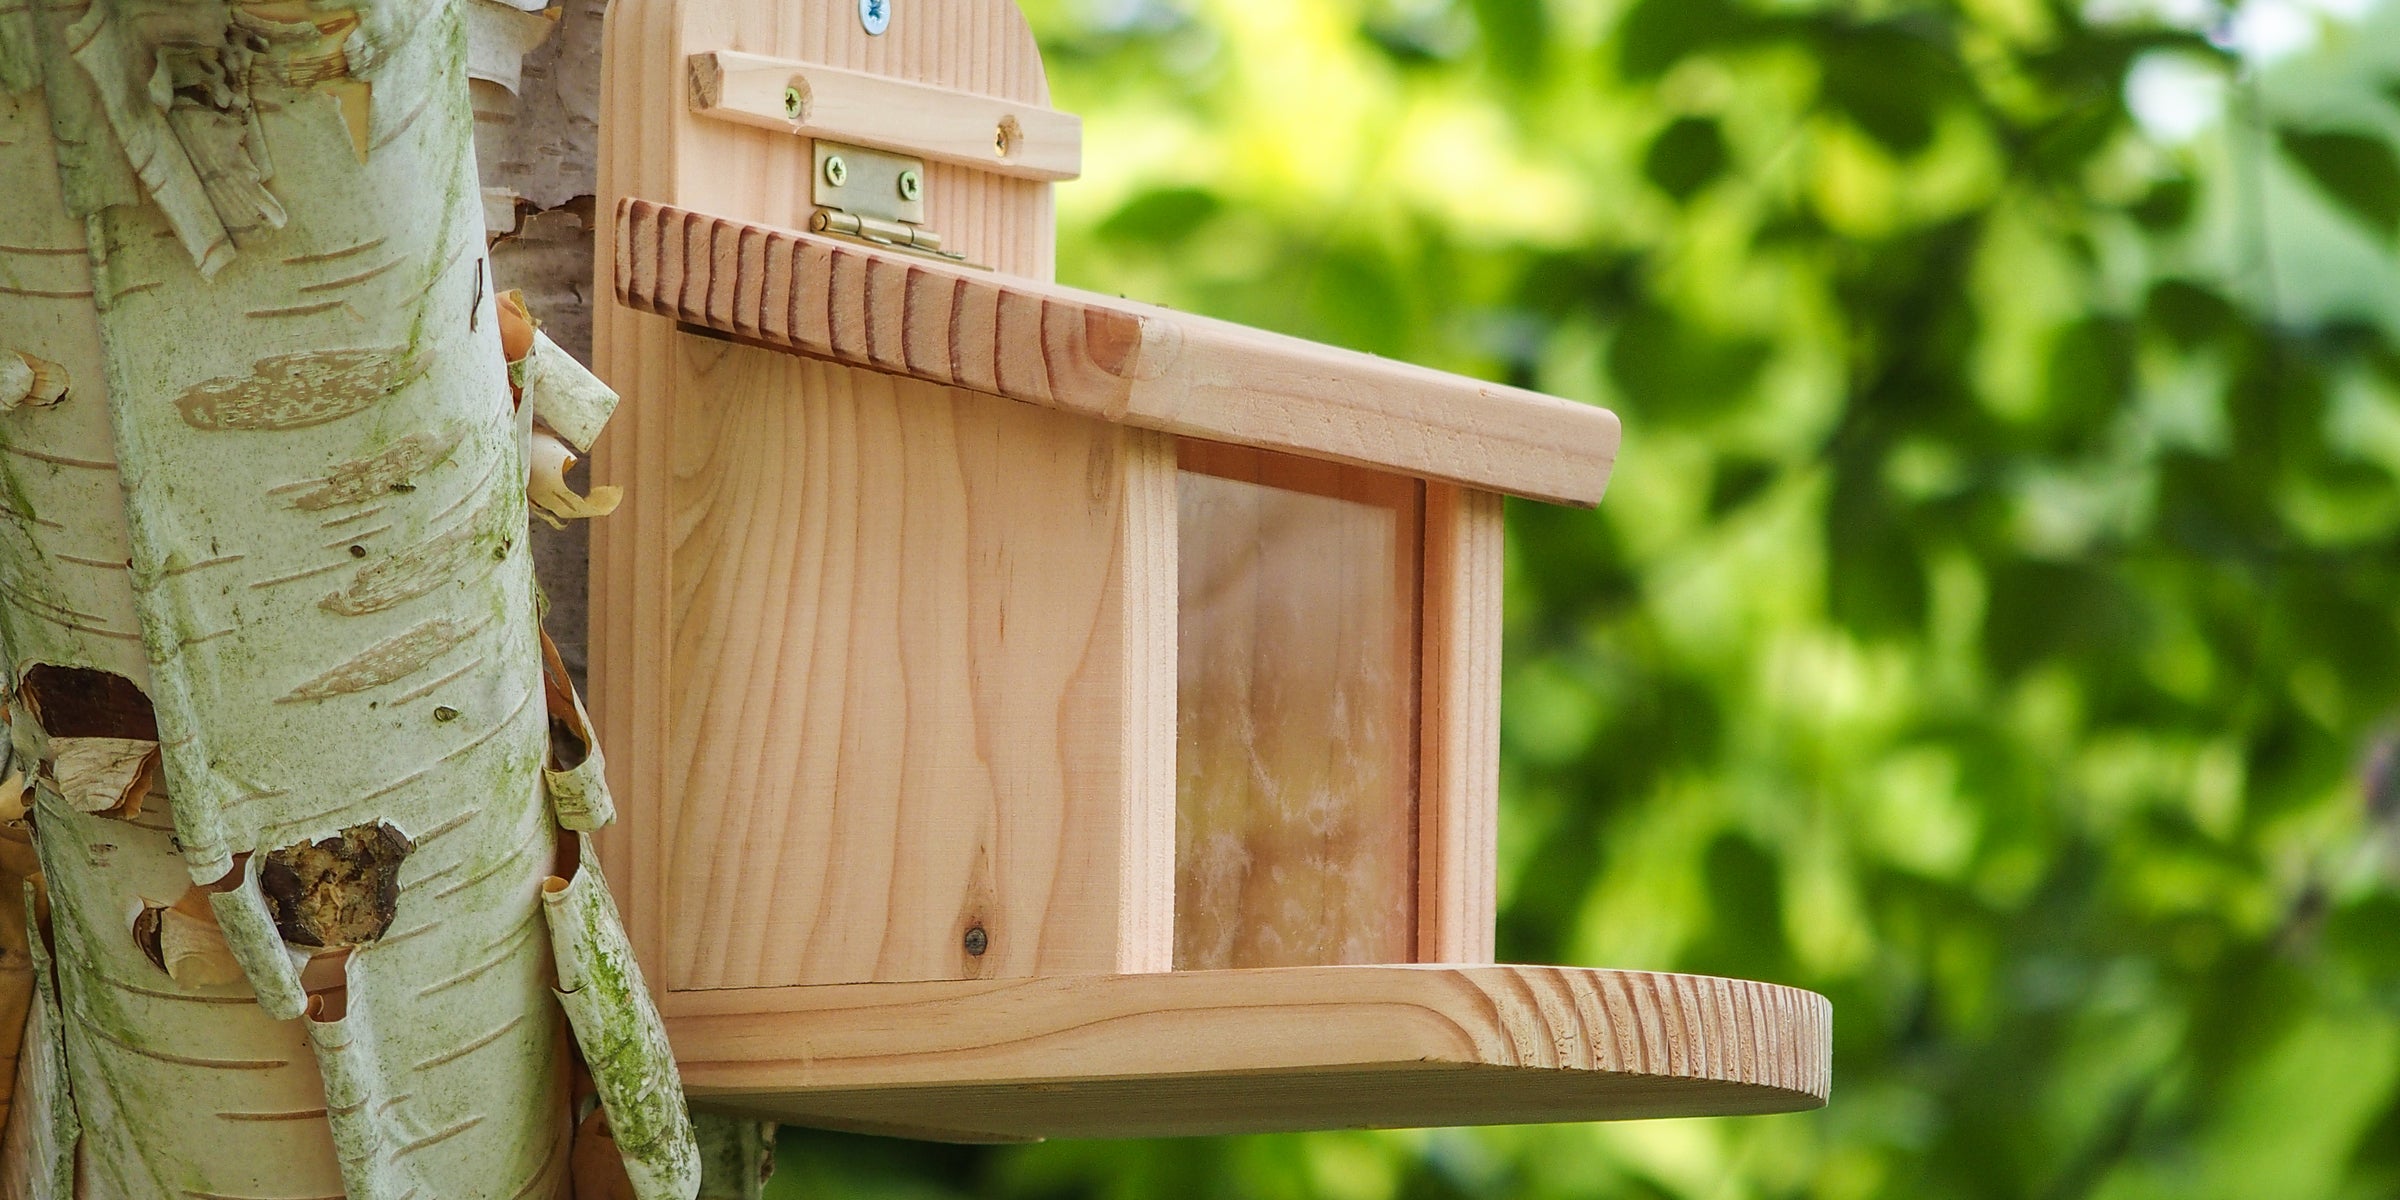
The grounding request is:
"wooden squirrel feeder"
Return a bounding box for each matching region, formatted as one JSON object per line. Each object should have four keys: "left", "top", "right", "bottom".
{"left": 590, "top": 0, "right": 1830, "bottom": 1143}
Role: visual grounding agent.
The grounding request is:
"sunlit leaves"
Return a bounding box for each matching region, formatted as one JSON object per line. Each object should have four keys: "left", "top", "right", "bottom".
{"left": 768, "top": 1, "right": 2400, "bottom": 1198}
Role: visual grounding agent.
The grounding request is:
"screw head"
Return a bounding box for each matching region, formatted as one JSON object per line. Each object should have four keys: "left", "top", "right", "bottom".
{"left": 782, "top": 85, "right": 803, "bottom": 120}
{"left": 963, "top": 925, "right": 988, "bottom": 956}
{"left": 822, "top": 155, "right": 848, "bottom": 187}
{"left": 859, "top": 0, "right": 890, "bottom": 35}
{"left": 896, "top": 169, "right": 921, "bottom": 202}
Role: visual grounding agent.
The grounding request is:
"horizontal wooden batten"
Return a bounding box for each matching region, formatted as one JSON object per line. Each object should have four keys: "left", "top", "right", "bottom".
{"left": 687, "top": 51, "right": 1083, "bottom": 181}
{"left": 613, "top": 199, "right": 1623, "bottom": 506}
{"left": 665, "top": 965, "right": 1830, "bottom": 1141}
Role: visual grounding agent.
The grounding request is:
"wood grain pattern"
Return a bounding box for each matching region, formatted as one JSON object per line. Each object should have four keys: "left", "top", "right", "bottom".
{"left": 1417, "top": 485, "right": 1504, "bottom": 964}
{"left": 1174, "top": 445, "right": 1421, "bottom": 971}
{"left": 594, "top": 0, "right": 1174, "bottom": 988}
{"left": 689, "top": 51, "right": 1083, "bottom": 181}
{"left": 1119, "top": 432, "right": 1181, "bottom": 977}
{"left": 662, "top": 343, "right": 1168, "bottom": 989}
{"left": 613, "top": 200, "right": 1623, "bottom": 507}
{"left": 662, "top": 965, "right": 1832, "bottom": 1141}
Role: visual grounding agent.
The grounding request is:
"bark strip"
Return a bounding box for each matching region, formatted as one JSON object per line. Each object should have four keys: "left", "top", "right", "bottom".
{"left": 545, "top": 834, "right": 697, "bottom": 1200}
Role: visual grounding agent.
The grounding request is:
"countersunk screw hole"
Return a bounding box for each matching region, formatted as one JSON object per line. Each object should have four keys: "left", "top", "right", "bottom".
{"left": 432, "top": 706, "right": 459, "bottom": 723}
{"left": 347, "top": 544, "right": 366, "bottom": 558}
{"left": 963, "top": 925, "right": 988, "bottom": 956}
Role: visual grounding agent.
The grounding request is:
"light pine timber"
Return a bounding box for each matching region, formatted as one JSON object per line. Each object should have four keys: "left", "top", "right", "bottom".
{"left": 660, "top": 344, "right": 1171, "bottom": 989}
{"left": 595, "top": 0, "right": 1178, "bottom": 990}
{"left": 613, "top": 200, "right": 1624, "bottom": 508}
{"left": 1417, "top": 485, "right": 1504, "bottom": 964}
{"left": 688, "top": 51, "right": 1082, "bottom": 182}
{"left": 661, "top": 966, "right": 1833, "bottom": 1142}
{"left": 596, "top": 0, "right": 1834, "bottom": 1144}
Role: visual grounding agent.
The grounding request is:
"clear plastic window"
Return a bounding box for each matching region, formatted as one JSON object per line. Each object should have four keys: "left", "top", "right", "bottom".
{"left": 1174, "top": 444, "right": 1422, "bottom": 970}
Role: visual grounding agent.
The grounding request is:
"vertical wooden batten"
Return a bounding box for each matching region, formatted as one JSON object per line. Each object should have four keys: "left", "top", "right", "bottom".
{"left": 1417, "top": 485, "right": 1504, "bottom": 965}
{"left": 1118, "top": 429, "right": 1181, "bottom": 976}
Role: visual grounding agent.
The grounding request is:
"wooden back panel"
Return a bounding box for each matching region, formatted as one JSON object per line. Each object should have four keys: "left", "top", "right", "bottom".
{"left": 594, "top": 0, "right": 1177, "bottom": 991}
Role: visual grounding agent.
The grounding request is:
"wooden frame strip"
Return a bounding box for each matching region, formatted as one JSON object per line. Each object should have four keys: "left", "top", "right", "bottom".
{"left": 1417, "top": 484, "right": 1503, "bottom": 964}
{"left": 613, "top": 199, "right": 1623, "bottom": 507}
{"left": 688, "top": 51, "right": 1083, "bottom": 181}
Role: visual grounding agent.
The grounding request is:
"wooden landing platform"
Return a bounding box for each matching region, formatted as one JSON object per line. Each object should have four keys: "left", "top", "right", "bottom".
{"left": 666, "top": 965, "right": 1831, "bottom": 1142}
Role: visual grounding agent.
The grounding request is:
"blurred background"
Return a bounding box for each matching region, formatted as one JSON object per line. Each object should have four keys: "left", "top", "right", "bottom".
{"left": 759, "top": 0, "right": 2400, "bottom": 1195}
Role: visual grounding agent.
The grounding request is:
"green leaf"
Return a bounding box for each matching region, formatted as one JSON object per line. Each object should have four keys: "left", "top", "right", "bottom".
{"left": 2036, "top": 316, "right": 2134, "bottom": 442}
{"left": 1982, "top": 560, "right": 2142, "bottom": 679}
{"left": 1469, "top": 0, "right": 1546, "bottom": 81}
{"left": 1094, "top": 187, "right": 1223, "bottom": 245}
{"left": 1614, "top": 0, "right": 1761, "bottom": 80}
{"left": 1815, "top": 22, "right": 1960, "bottom": 156}
{"left": 1643, "top": 116, "right": 1730, "bottom": 202}
{"left": 2278, "top": 126, "right": 2400, "bottom": 239}
{"left": 1707, "top": 456, "right": 1778, "bottom": 517}
{"left": 1605, "top": 304, "right": 1771, "bottom": 419}
{"left": 2128, "top": 175, "right": 2194, "bottom": 231}
{"left": 2143, "top": 278, "right": 2240, "bottom": 349}
{"left": 1826, "top": 458, "right": 1928, "bottom": 636}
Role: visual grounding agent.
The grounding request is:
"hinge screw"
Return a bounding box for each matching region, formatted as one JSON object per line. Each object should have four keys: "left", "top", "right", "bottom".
{"left": 963, "top": 925, "right": 988, "bottom": 956}
{"left": 782, "top": 85, "right": 803, "bottom": 121}
{"left": 822, "top": 155, "right": 848, "bottom": 187}
{"left": 896, "top": 169, "right": 921, "bottom": 202}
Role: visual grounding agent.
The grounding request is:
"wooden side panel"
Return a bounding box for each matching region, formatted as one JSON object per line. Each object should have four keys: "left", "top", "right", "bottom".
{"left": 1173, "top": 444, "right": 1421, "bottom": 971}
{"left": 658, "top": 965, "right": 1834, "bottom": 1141}
{"left": 595, "top": 0, "right": 1176, "bottom": 988}
{"left": 1418, "top": 486, "right": 1503, "bottom": 963}
{"left": 665, "top": 345, "right": 1161, "bottom": 988}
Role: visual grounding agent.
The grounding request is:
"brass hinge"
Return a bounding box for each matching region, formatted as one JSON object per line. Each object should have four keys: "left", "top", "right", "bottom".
{"left": 809, "top": 140, "right": 975, "bottom": 265}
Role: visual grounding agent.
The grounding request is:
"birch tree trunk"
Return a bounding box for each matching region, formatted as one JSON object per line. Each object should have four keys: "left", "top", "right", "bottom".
{"left": 0, "top": 0, "right": 695, "bottom": 1195}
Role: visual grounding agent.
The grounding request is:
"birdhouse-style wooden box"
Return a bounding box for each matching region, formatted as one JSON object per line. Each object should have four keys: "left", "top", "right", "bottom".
{"left": 590, "top": 0, "right": 1830, "bottom": 1142}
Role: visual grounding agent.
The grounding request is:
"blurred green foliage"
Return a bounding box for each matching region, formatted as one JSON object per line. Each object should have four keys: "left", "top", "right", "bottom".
{"left": 763, "top": 0, "right": 2400, "bottom": 1196}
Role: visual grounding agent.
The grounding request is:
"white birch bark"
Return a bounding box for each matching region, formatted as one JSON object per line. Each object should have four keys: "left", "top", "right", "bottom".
{"left": 0, "top": 0, "right": 693, "bottom": 1194}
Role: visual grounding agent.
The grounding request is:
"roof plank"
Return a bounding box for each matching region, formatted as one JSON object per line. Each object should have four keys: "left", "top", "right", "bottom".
{"left": 614, "top": 198, "right": 1622, "bottom": 506}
